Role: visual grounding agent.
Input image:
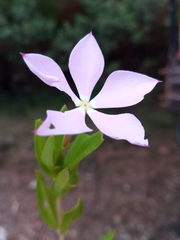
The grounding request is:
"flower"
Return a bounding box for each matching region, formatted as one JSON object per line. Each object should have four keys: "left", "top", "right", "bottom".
{"left": 21, "top": 32, "right": 159, "bottom": 146}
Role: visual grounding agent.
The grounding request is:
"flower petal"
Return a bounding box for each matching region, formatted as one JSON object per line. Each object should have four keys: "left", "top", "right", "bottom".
{"left": 35, "top": 108, "right": 92, "bottom": 136}
{"left": 90, "top": 70, "right": 159, "bottom": 108}
{"left": 21, "top": 53, "right": 79, "bottom": 104}
{"left": 69, "top": 32, "right": 104, "bottom": 100}
{"left": 87, "top": 109, "right": 148, "bottom": 146}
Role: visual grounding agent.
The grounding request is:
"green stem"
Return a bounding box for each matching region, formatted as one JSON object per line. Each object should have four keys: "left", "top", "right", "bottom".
{"left": 57, "top": 230, "right": 64, "bottom": 240}
{"left": 56, "top": 199, "right": 65, "bottom": 240}
{"left": 57, "top": 198, "right": 61, "bottom": 224}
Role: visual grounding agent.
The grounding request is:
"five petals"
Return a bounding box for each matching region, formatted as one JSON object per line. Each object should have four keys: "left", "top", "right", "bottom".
{"left": 22, "top": 33, "right": 159, "bottom": 146}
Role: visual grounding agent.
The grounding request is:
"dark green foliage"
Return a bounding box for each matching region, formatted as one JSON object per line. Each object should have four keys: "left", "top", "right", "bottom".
{"left": 0, "top": 0, "right": 57, "bottom": 91}
{"left": 50, "top": 0, "right": 168, "bottom": 75}
{"left": 0, "top": 0, "right": 57, "bottom": 53}
{"left": 0, "top": 0, "right": 168, "bottom": 93}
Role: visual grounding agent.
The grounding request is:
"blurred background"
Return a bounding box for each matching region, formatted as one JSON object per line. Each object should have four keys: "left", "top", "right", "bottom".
{"left": 0, "top": 0, "right": 169, "bottom": 113}
{"left": 1, "top": 0, "right": 180, "bottom": 240}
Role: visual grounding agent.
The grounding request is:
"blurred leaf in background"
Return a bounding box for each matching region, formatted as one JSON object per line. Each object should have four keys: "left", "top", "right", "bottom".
{"left": 51, "top": 0, "right": 169, "bottom": 76}
{"left": 0, "top": 0, "right": 168, "bottom": 114}
{"left": 0, "top": 0, "right": 58, "bottom": 92}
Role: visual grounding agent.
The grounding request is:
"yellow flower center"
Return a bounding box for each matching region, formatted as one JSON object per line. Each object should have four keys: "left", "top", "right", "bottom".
{"left": 80, "top": 100, "right": 92, "bottom": 111}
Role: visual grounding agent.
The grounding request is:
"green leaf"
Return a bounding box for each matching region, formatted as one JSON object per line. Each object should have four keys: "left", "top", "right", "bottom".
{"left": 41, "top": 136, "right": 61, "bottom": 177}
{"left": 63, "top": 132, "right": 103, "bottom": 170}
{"left": 51, "top": 168, "right": 74, "bottom": 197}
{"left": 41, "top": 136, "right": 54, "bottom": 169}
{"left": 59, "top": 199, "right": 83, "bottom": 234}
{"left": 60, "top": 105, "right": 68, "bottom": 112}
{"left": 50, "top": 105, "right": 67, "bottom": 166}
{"left": 34, "top": 119, "right": 46, "bottom": 165}
{"left": 101, "top": 231, "right": 115, "bottom": 240}
{"left": 34, "top": 120, "right": 53, "bottom": 177}
{"left": 53, "top": 135, "right": 65, "bottom": 166}
{"left": 36, "top": 171, "right": 57, "bottom": 228}
{"left": 69, "top": 166, "right": 79, "bottom": 185}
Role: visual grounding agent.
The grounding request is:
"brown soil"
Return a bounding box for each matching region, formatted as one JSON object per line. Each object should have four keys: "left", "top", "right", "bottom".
{"left": 0, "top": 115, "right": 180, "bottom": 240}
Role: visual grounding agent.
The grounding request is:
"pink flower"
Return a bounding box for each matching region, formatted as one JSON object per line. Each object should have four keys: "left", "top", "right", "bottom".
{"left": 21, "top": 33, "right": 159, "bottom": 146}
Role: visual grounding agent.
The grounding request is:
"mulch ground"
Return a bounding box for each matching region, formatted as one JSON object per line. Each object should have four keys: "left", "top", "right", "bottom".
{"left": 0, "top": 116, "right": 180, "bottom": 240}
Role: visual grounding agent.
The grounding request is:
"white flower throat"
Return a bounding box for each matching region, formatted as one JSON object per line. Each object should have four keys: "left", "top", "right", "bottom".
{"left": 80, "top": 100, "right": 92, "bottom": 111}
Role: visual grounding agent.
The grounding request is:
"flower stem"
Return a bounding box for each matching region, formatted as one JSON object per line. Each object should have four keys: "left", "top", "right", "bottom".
{"left": 57, "top": 198, "right": 62, "bottom": 224}
{"left": 56, "top": 199, "right": 65, "bottom": 240}
{"left": 63, "top": 135, "right": 72, "bottom": 148}
{"left": 57, "top": 230, "right": 64, "bottom": 240}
